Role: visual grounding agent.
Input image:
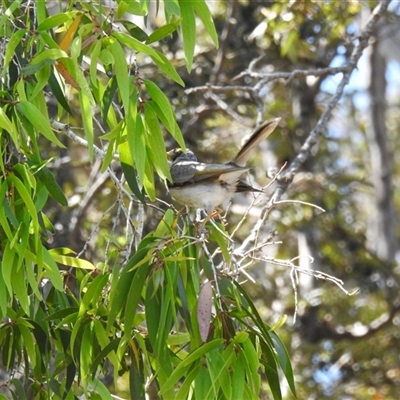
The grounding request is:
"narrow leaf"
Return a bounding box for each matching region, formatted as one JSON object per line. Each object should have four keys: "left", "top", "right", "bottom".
{"left": 192, "top": 0, "right": 218, "bottom": 47}
{"left": 59, "top": 14, "right": 83, "bottom": 51}
{"left": 16, "top": 101, "right": 65, "bottom": 148}
{"left": 48, "top": 70, "right": 73, "bottom": 115}
{"left": 178, "top": 0, "right": 196, "bottom": 71}
{"left": 0, "top": 107, "right": 19, "bottom": 148}
{"left": 51, "top": 253, "right": 95, "bottom": 271}
{"left": 160, "top": 338, "right": 225, "bottom": 394}
{"left": 37, "top": 12, "right": 77, "bottom": 31}
{"left": 146, "top": 18, "right": 182, "bottom": 44}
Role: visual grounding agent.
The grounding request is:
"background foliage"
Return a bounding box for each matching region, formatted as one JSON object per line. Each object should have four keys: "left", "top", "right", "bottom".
{"left": 1, "top": 0, "right": 399, "bottom": 399}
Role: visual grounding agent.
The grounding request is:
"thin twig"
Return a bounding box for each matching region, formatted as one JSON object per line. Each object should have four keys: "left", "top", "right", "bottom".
{"left": 272, "top": 199, "right": 326, "bottom": 213}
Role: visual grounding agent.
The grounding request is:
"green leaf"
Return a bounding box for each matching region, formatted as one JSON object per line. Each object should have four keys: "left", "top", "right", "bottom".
{"left": 123, "top": 1, "right": 147, "bottom": 16}
{"left": 10, "top": 378, "right": 27, "bottom": 400}
{"left": 13, "top": 265, "right": 30, "bottom": 315}
{"left": 160, "top": 338, "right": 225, "bottom": 395}
{"left": 107, "top": 241, "right": 157, "bottom": 332}
{"left": 29, "top": 49, "right": 69, "bottom": 65}
{"left": 146, "top": 18, "right": 182, "bottom": 45}
{"left": 110, "top": 40, "right": 131, "bottom": 115}
{"left": 38, "top": 31, "right": 60, "bottom": 50}
{"left": 0, "top": 271, "right": 9, "bottom": 317}
{"left": 16, "top": 101, "right": 65, "bottom": 148}
{"left": 192, "top": 0, "right": 218, "bottom": 48}
{"left": 129, "top": 338, "right": 146, "bottom": 400}
{"left": 175, "top": 364, "right": 200, "bottom": 399}
{"left": 271, "top": 332, "right": 297, "bottom": 397}
{"left": 143, "top": 150, "right": 156, "bottom": 201}
{"left": 101, "top": 75, "right": 118, "bottom": 126}
{"left": 0, "top": 0, "right": 23, "bottom": 27}
{"left": 22, "top": 59, "right": 55, "bottom": 77}
{"left": 146, "top": 269, "right": 176, "bottom": 376}
{"left": 80, "top": 324, "right": 92, "bottom": 385}
{"left": 37, "top": 12, "right": 78, "bottom": 31}
{"left": 208, "top": 222, "right": 230, "bottom": 263}
{"left": 42, "top": 247, "right": 64, "bottom": 291}
{"left": 78, "top": 273, "right": 109, "bottom": 317}
{"left": 195, "top": 364, "right": 214, "bottom": 400}
{"left": 146, "top": 101, "right": 185, "bottom": 149}
{"left": 2, "top": 196, "right": 18, "bottom": 229}
{"left": 231, "top": 352, "right": 245, "bottom": 400}
{"left": 129, "top": 113, "right": 146, "bottom": 190}
{"left": 206, "top": 349, "right": 233, "bottom": 400}
{"left": 49, "top": 252, "right": 95, "bottom": 271}
{"left": 89, "top": 39, "right": 102, "bottom": 88}
{"left": 117, "top": 1, "right": 130, "bottom": 19}
{"left": 144, "top": 79, "right": 175, "bottom": 137}
{"left": 8, "top": 175, "right": 39, "bottom": 233}
{"left": 0, "top": 107, "right": 19, "bottom": 148}
{"left": 121, "top": 20, "right": 149, "bottom": 42}
{"left": 79, "top": 90, "right": 94, "bottom": 162}
{"left": 124, "top": 263, "right": 149, "bottom": 338}
{"left": 2, "top": 242, "right": 15, "bottom": 297}
{"left": 178, "top": 0, "right": 196, "bottom": 71}
{"left": 48, "top": 69, "right": 73, "bottom": 115}
{"left": 238, "top": 342, "right": 261, "bottom": 395}
{"left": 112, "top": 32, "right": 184, "bottom": 85}
{"left": 164, "top": 0, "right": 180, "bottom": 17}
{"left": 17, "top": 322, "right": 36, "bottom": 369}
{"left": 92, "top": 320, "right": 119, "bottom": 368}
{"left": 112, "top": 31, "right": 156, "bottom": 61}
{"left": 88, "top": 377, "right": 113, "bottom": 399}
{"left": 2, "top": 29, "right": 27, "bottom": 80}
{"left": 119, "top": 141, "right": 146, "bottom": 204}
{"left": 281, "top": 30, "right": 300, "bottom": 63}
{"left": 30, "top": 63, "right": 52, "bottom": 99}
{"left": 33, "top": 164, "right": 68, "bottom": 206}
{"left": 151, "top": 49, "right": 185, "bottom": 86}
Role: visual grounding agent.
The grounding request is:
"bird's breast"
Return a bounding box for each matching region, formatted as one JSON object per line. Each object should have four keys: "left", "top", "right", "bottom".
{"left": 169, "top": 181, "right": 236, "bottom": 213}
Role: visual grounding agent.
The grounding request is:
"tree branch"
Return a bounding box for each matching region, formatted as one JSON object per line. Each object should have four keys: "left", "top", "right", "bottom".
{"left": 270, "top": 0, "right": 391, "bottom": 204}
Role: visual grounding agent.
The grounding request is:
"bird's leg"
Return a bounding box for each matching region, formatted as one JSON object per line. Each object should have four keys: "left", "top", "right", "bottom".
{"left": 194, "top": 208, "right": 222, "bottom": 236}
{"left": 202, "top": 209, "right": 221, "bottom": 224}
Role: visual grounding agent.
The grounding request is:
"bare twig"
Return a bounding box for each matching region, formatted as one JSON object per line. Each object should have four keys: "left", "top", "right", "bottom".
{"left": 272, "top": 199, "right": 326, "bottom": 213}
{"left": 50, "top": 120, "right": 113, "bottom": 160}
{"left": 234, "top": 65, "right": 350, "bottom": 82}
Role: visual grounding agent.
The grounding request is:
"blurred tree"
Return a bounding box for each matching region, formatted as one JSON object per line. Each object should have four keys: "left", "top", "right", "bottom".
{"left": 0, "top": 0, "right": 399, "bottom": 399}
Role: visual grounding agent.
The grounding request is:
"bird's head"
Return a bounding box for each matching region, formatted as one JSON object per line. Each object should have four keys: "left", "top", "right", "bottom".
{"left": 166, "top": 148, "right": 197, "bottom": 163}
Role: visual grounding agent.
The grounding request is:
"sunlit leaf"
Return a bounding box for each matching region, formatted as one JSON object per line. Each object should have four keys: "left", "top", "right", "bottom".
{"left": 49, "top": 253, "right": 95, "bottom": 271}
{"left": 143, "top": 103, "right": 171, "bottom": 181}
{"left": 192, "top": 0, "right": 218, "bottom": 48}
{"left": 0, "top": 107, "right": 19, "bottom": 148}
{"left": 78, "top": 90, "right": 94, "bottom": 162}
{"left": 37, "top": 12, "right": 78, "bottom": 31}
{"left": 178, "top": 0, "right": 196, "bottom": 72}
{"left": 146, "top": 18, "right": 182, "bottom": 44}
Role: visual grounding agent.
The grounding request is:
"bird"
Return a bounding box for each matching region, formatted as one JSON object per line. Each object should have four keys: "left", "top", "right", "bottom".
{"left": 166, "top": 118, "right": 280, "bottom": 223}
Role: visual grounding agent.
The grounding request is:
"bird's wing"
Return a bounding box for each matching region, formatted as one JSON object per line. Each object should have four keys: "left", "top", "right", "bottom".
{"left": 171, "top": 161, "right": 249, "bottom": 184}
{"left": 170, "top": 161, "right": 199, "bottom": 183}
{"left": 191, "top": 163, "right": 249, "bottom": 183}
